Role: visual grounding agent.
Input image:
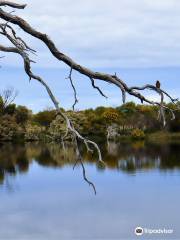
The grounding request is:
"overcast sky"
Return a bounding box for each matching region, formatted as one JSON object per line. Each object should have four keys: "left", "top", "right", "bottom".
{"left": 0, "top": 0, "right": 180, "bottom": 111}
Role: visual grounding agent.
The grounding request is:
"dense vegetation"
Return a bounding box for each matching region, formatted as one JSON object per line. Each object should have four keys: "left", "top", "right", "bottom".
{"left": 0, "top": 92, "right": 179, "bottom": 142}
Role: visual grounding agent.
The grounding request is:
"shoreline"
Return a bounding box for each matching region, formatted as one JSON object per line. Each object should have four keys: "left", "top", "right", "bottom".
{"left": 0, "top": 131, "right": 180, "bottom": 143}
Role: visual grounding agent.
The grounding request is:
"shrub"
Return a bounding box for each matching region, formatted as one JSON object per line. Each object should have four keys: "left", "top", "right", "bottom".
{"left": 49, "top": 111, "right": 89, "bottom": 140}
{"left": 0, "top": 115, "right": 24, "bottom": 141}
{"left": 15, "top": 106, "right": 30, "bottom": 124}
{"left": 131, "top": 128, "right": 145, "bottom": 139}
{"left": 102, "top": 109, "right": 119, "bottom": 123}
{"left": 25, "top": 123, "right": 45, "bottom": 141}
{"left": 33, "top": 110, "right": 56, "bottom": 127}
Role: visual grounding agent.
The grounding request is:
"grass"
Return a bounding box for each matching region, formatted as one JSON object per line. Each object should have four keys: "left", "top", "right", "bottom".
{"left": 147, "top": 131, "right": 180, "bottom": 143}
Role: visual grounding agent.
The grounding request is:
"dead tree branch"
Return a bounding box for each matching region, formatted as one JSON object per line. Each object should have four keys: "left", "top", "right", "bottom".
{"left": 0, "top": 4, "right": 178, "bottom": 123}
{"left": 0, "top": 1, "right": 26, "bottom": 9}
{"left": 0, "top": 86, "right": 18, "bottom": 108}
{"left": 0, "top": 23, "right": 104, "bottom": 171}
{"left": 66, "top": 67, "right": 78, "bottom": 110}
{"left": 73, "top": 137, "right": 96, "bottom": 194}
{"left": 89, "top": 77, "right": 107, "bottom": 98}
{"left": 0, "top": 1, "right": 179, "bottom": 192}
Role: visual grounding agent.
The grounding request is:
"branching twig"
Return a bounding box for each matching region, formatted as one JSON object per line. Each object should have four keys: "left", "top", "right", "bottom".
{"left": 66, "top": 66, "right": 78, "bottom": 110}
{"left": 0, "top": 1, "right": 26, "bottom": 9}
{"left": 0, "top": 1, "right": 179, "bottom": 193}
{"left": 0, "top": 26, "right": 104, "bottom": 169}
{"left": 73, "top": 137, "right": 96, "bottom": 195}
{"left": 0, "top": 6, "right": 178, "bottom": 125}
{"left": 89, "top": 77, "right": 107, "bottom": 99}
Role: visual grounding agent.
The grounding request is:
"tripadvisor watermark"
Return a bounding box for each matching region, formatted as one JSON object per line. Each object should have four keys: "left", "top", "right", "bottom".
{"left": 135, "top": 226, "right": 174, "bottom": 236}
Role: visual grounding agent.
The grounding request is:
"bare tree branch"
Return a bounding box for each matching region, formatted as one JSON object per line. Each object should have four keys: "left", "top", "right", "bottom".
{"left": 66, "top": 67, "right": 78, "bottom": 111}
{"left": 0, "top": 5, "right": 178, "bottom": 122}
{"left": 0, "top": 1, "right": 26, "bottom": 9}
{"left": 0, "top": 1, "right": 179, "bottom": 193}
{"left": 89, "top": 77, "right": 107, "bottom": 98}
{"left": 0, "top": 86, "right": 18, "bottom": 108}
{"left": 73, "top": 137, "right": 96, "bottom": 195}
{"left": 130, "top": 84, "right": 179, "bottom": 104}
{"left": 0, "top": 23, "right": 104, "bottom": 171}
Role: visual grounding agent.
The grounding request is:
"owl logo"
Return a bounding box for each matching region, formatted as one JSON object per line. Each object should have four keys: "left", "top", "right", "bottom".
{"left": 135, "top": 227, "right": 144, "bottom": 236}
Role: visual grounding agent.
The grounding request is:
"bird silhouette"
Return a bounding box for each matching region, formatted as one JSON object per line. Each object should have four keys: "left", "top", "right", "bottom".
{"left": 156, "top": 80, "right": 161, "bottom": 89}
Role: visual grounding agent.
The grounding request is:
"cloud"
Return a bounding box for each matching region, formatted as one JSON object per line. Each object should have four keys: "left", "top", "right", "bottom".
{"left": 1, "top": 0, "right": 180, "bottom": 68}
{"left": 0, "top": 1, "right": 179, "bottom": 112}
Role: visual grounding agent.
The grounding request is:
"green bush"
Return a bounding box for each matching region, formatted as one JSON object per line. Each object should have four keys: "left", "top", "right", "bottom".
{"left": 131, "top": 128, "right": 145, "bottom": 139}
{"left": 25, "top": 123, "right": 45, "bottom": 141}
{"left": 0, "top": 115, "right": 24, "bottom": 141}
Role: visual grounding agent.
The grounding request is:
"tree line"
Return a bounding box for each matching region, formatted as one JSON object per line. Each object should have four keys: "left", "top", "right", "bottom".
{"left": 0, "top": 89, "right": 179, "bottom": 141}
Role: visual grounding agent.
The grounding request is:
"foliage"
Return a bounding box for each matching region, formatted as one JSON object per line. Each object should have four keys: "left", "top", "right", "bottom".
{"left": 33, "top": 110, "right": 56, "bottom": 127}
{"left": 102, "top": 108, "right": 120, "bottom": 124}
{"left": 49, "top": 111, "right": 89, "bottom": 140}
{"left": 15, "top": 106, "right": 30, "bottom": 124}
{"left": 131, "top": 128, "right": 145, "bottom": 139}
{"left": 25, "top": 123, "right": 45, "bottom": 141}
{"left": 0, "top": 115, "right": 24, "bottom": 141}
{"left": 4, "top": 104, "right": 16, "bottom": 115}
{"left": 0, "top": 93, "right": 179, "bottom": 142}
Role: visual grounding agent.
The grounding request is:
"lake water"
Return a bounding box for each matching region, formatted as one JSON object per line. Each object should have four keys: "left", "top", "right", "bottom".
{"left": 0, "top": 141, "right": 179, "bottom": 240}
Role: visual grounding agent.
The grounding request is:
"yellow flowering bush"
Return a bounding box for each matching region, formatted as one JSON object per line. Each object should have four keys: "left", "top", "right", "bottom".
{"left": 131, "top": 128, "right": 145, "bottom": 139}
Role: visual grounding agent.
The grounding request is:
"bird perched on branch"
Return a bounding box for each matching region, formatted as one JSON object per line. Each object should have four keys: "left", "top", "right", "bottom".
{"left": 156, "top": 80, "right": 161, "bottom": 89}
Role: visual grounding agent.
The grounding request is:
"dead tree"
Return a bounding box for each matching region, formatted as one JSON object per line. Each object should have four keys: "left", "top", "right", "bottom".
{"left": 0, "top": 87, "right": 18, "bottom": 109}
{"left": 0, "top": 1, "right": 179, "bottom": 193}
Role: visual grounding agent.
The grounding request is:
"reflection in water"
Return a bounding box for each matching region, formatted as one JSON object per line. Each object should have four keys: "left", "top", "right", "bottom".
{"left": 105, "top": 141, "right": 180, "bottom": 172}
{"left": 0, "top": 141, "right": 180, "bottom": 240}
{"left": 0, "top": 141, "right": 180, "bottom": 185}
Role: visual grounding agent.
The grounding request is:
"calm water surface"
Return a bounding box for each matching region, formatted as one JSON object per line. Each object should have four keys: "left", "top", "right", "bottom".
{"left": 0, "top": 141, "right": 179, "bottom": 240}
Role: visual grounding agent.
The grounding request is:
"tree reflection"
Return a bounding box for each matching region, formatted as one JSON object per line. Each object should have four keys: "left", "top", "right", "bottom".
{"left": 0, "top": 141, "right": 180, "bottom": 185}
